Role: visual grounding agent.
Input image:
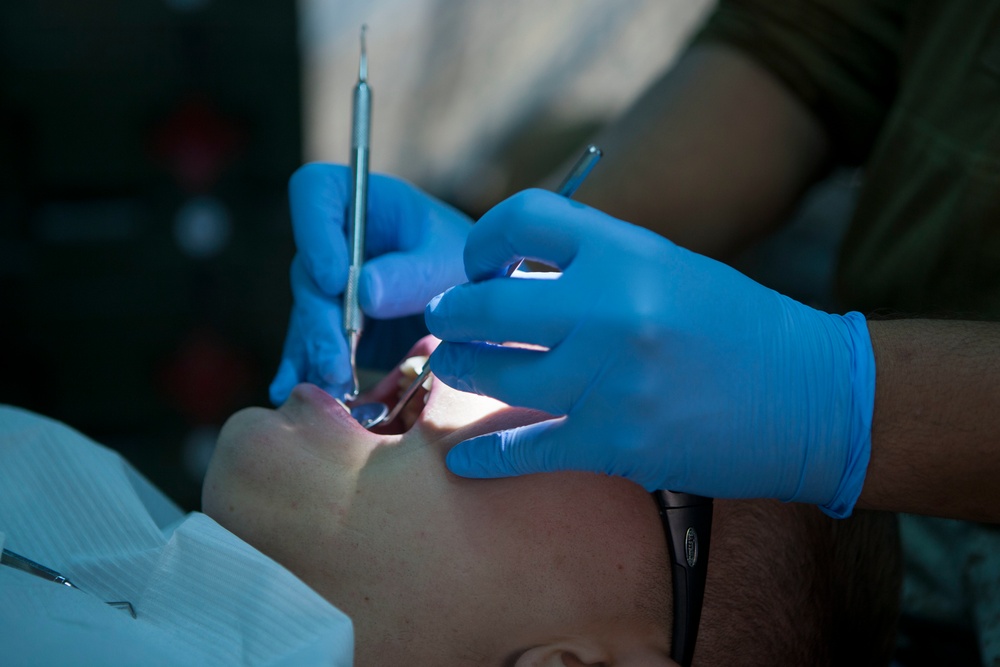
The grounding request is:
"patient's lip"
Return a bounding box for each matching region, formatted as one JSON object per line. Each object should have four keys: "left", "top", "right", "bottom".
{"left": 288, "top": 382, "right": 373, "bottom": 437}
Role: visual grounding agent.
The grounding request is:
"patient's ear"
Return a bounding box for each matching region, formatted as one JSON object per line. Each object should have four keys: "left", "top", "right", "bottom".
{"left": 513, "top": 644, "right": 605, "bottom": 667}
{"left": 514, "top": 643, "right": 677, "bottom": 667}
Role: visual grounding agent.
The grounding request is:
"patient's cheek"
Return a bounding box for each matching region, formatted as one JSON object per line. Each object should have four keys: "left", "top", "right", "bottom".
{"left": 419, "top": 379, "right": 511, "bottom": 435}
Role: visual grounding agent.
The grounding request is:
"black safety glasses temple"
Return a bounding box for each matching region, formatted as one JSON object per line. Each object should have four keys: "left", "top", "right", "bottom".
{"left": 653, "top": 491, "right": 714, "bottom": 667}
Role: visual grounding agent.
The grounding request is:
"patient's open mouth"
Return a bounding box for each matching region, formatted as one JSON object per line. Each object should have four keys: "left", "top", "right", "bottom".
{"left": 348, "top": 353, "right": 435, "bottom": 437}
{"left": 365, "top": 355, "right": 432, "bottom": 435}
{"left": 392, "top": 355, "right": 433, "bottom": 432}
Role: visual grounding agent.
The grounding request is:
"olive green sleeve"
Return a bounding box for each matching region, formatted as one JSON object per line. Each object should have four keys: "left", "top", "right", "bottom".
{"left": 692, "top": 0, "right": 906, "bottom": 165}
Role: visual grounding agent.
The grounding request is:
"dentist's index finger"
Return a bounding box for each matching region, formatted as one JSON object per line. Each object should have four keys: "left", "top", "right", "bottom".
{"left": 360, "top": 239, "right": 467, "bottom": 318}
{"left": 463, "top": 189, "right": 598, "bottom": 281}
{"left": 425, "top": 277, "right": 580, "bottom": 350}
{"left": 289, "top": 256, "right": 352, "bottom": 383}
{"left": 288, "top": 163, "right": 351, "bottom": 295}
{"left": 429, "top": 342, "right": 582, "bottom": 416}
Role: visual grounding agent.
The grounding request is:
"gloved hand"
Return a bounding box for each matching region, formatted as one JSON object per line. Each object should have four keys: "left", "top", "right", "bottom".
{"left": 270, "top": 163, "right": 472, "bottom": 404}
{"left": 425, "top": 189, "right": 875, "bottom": 518}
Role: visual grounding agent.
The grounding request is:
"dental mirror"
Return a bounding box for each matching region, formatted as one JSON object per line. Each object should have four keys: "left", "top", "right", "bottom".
{"left": 350, "top": 401, "right": 389, "bottom": 429}
{"left": 351, "top": 365, "right": 430, "bottom": 430}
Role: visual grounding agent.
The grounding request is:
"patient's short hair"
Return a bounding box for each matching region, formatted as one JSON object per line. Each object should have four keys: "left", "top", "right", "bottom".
{"left": 697, "top": 501, "right": 901, "bottom": 666}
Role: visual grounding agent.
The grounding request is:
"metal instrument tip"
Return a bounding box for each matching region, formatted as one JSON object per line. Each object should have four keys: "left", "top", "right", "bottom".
{"left": 359, "top": 25, "right": 368, "bottom": 82}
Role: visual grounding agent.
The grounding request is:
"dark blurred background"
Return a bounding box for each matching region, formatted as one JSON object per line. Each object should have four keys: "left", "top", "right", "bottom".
{"left": 0, "top": 0, "right": 301, "bottom": 509}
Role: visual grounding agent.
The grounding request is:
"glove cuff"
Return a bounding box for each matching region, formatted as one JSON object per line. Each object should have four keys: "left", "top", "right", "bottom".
{"left": 819, "top": 311, "right": 875, "bottom": 519}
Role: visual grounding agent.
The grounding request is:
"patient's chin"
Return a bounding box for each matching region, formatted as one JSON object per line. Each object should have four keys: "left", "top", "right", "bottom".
{"left": 202, "top": 406, "right": 303, "bottom": 526}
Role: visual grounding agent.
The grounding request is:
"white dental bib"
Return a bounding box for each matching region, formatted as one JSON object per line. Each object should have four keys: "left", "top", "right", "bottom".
{"left": 0, "top": 405, "right": 354, "bottom": 666}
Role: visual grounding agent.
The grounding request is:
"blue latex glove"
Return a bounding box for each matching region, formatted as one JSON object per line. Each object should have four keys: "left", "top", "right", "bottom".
{"left": 425, "top": 189, "right": 875, "bottom": 518}
{"left": 270, "top": 163, "right": 472, "bottom": 404}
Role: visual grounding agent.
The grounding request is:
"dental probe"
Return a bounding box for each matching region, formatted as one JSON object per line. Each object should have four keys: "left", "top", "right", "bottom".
{"left": 343, "top": 25, "right": 372, "bottom": 400}
{"left": 556, "top": 144, "right": 602, "bottom": 198}
{"left": 350, "top": 144, "right": 604, "bottom": 429}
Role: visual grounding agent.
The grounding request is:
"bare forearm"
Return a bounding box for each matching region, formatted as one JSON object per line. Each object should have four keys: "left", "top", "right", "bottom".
{"left": 575, "top": 42, "right": 831, "bottom": 259}
{"left": 859, "top": 319, "right": 1000, "bottom": 522}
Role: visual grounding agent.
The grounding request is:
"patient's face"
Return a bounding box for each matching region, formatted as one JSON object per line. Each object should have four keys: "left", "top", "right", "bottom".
{"left": 203, "top": 337, "right": 674, "bottom": 666}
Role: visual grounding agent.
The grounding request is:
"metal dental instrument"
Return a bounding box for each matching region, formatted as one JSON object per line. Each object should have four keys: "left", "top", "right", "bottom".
{"left": 557, "top": 143, "right": 602, "bottom": 195}
{"left": 2, "top": 548, "right": 136, "bottom": 618}
{"left": 2, "top": 548, "right": 76, "bottom": 587}
{"left": 350, "top": 144, "right": 603, "bottom": 430}
{"left": 351, "top": 362, "right": 428, "bottom": 429}
{"left": 343, "top": 24, "right": 372, "bottom": 400}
